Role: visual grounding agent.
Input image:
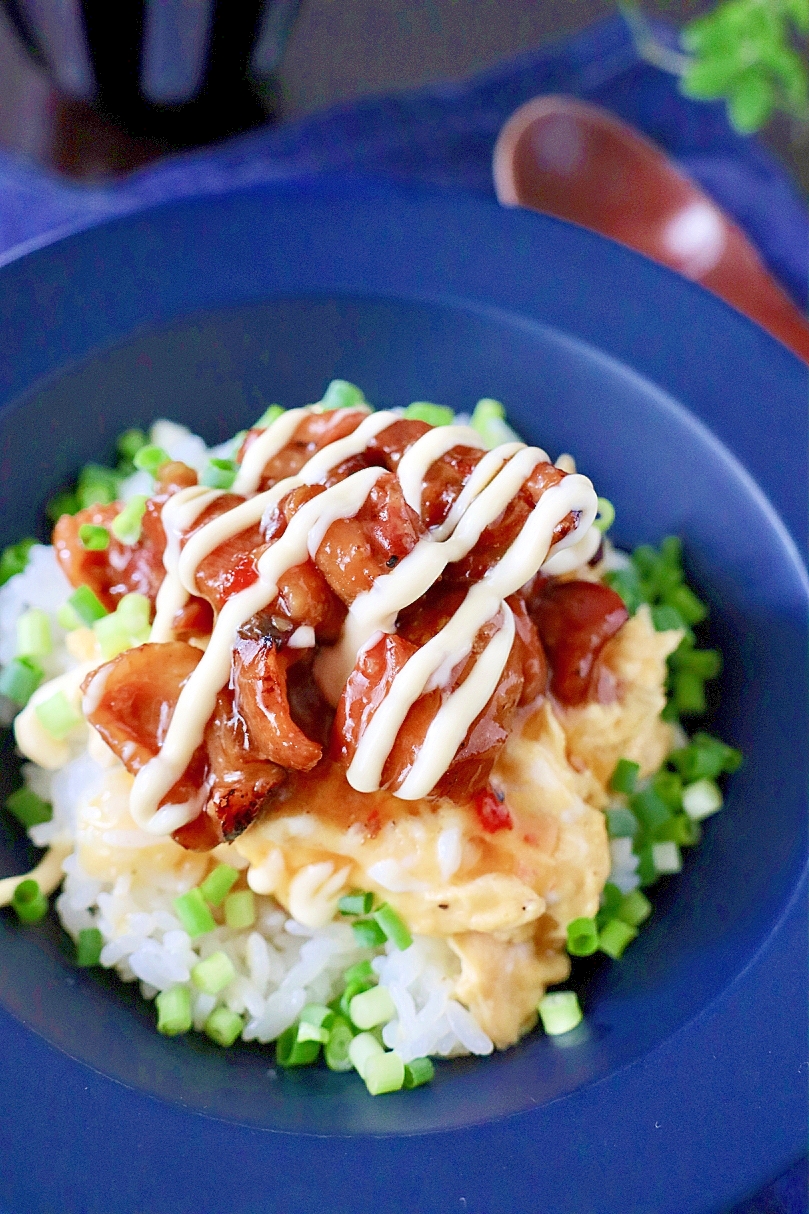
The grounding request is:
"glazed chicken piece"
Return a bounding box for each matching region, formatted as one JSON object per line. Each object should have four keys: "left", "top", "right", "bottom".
{"left": 81, "top": 640, "right": 287, "bottom": 848}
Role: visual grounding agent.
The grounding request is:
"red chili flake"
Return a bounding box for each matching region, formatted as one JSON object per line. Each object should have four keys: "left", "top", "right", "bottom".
{"left": 472, "top": 787, "right": 513, "bottom": 833}
{"left": 365, "top": 808, "right": 382, "bottom": 838}
{"left": 226, "top": 554, "right": 260, "bottom": 597}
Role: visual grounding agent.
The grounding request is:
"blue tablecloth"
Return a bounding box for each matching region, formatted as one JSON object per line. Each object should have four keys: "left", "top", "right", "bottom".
{"left": 0, "top": 16, "right": 805, "bottom": 1212}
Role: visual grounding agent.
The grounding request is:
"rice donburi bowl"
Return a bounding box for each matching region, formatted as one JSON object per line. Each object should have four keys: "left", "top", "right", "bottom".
{"left": 0, "top": 384, "right": 738, "bottom": 1090}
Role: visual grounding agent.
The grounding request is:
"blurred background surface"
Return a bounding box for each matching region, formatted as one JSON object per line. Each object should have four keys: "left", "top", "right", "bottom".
{"left": 0, "top": 0, "right": 805, "bottom": 194}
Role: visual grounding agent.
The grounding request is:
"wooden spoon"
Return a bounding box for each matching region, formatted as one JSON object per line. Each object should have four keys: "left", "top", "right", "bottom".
{"left": 493, "top": 95, "right": 809, "bottom": 362}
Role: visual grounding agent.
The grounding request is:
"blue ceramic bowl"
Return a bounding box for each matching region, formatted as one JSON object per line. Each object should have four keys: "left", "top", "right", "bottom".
{"left": 0, "top": 178, "right": 805, "bottom": 1214}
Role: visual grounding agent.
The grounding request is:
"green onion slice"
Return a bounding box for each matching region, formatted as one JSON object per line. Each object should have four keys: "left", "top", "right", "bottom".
{"left": 324, "top": 1016, "right": 355, "bottom": 1072}
{"left": 565, "top": 917, "right": 599, "bottom": 957}
{"left": 537, "top": 991, "right": 583, "bottom": 1036}
{"left": 78, "top": 524, "right": 110, "bottom": 551}
{"left": 223, "top": 889, "right": 255, "bottom": 929}
{"left": 351, "top": 918, "right": 387, "bottom": 949}
{"left": 204, "top": 1006, "right": 244, "bottom": 1048}
{"left": 348, "top": 986, "right": 396, "bottom": 1031}
{"left": 372, "top": 903, "right": 413, "bottom": 951}
{"left": 0, "top": 656, "right": 44, "bottom": 706}
{"left": 76, "top": 926, "right": 104, "bottom": 967}
{"left": 5, "top": 787, "right": 52, "bottom": 828}
{"left": 363, "top": 1049, "right": 405, "bottom": 1096}
{"left": 199, "top": 864, "right": 239, "bottom": 907}
{"left": 133, "top": 445, "right": 171, "bottom": 476}
{"left": 68, "top": 584, "right": 108, "bottom": 625}
{"left": 403, "top": 402, "right": 455, "bottom": 426}
{"left": 200, "top": 459, "right": 238, "bottom": 490}
{"left": 156, "top": 985, "right": 192, "bottom": 1036}
{"left": 403, "top": 1057, "right": 435, "bottom": 1088}
{"left": 191, "top": 951, "right": 236, "bottom": 995}
{"left": 594, "top": 497, "right": 615, "bottom": 532}
{"left": 0, "top": 538, "right": 36, "bottom": 586}
{"left": 173, "top": 888, "right": 216, "bottom": 937}
{"left": 598, "top": 918, "right": 638, "bottom": 959}
{"left": 12, "top": 878, "right": 48, "bottom": 923}
{"left": 338, "top": 890, "right": 374, "bottom": 916}
{"left": 111, "top": 495, "right": 147, "bottom": 545}
{"left": 276, "top": 1023, "right": 320, "bottom": 1067}
{"left": 35, "top": 690, "right": 82, "bottom": 739}
{"left": 320, "top": 380, "right": 366, "bottom": 411}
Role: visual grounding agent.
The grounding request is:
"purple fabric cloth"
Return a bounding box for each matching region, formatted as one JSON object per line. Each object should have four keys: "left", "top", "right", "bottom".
{"left": 0, "top": 17, "right": 805, "bottom": 1213}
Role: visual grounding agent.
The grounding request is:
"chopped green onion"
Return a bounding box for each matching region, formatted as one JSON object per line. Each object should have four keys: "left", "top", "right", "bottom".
{"left": 364, "top": 1049, "right": 405, "bottom": 1095}
{"left": 665, "top": 584, "right": 708, "bottom": 625}
{"left": 669, "top": 732, "right": 742, "bottom": 781}
{"left": 616, "top": 889, "right": 652, "bottom": 928}
{"left": 56, "top": 603, "right": 81, "bottom": 631}
{"left": 320, "top": 380, "right": 366, "bottom": 411}
{"left": 338, "top": 890, "right": 374, "bottom": 916}
{"left": 117, "top": 428, "right": 149, "bottom": 463}
{"left": 93, "top": 614, "right": 137, "bottom": 660}
{"left": 635, "top": 845, "right": 658, "bottom": 887}
{"left": 77, "top": 464, "right": 120, "bottom": 509}
{"left": 599, "top": 882, "right": 624, "bottom": 919}
{"left": 351, "top": 918, "right": 387, "bottom": 949}
{"left": 276, "top": 1023, "right": 320, "bottom": 1067}
{"left": 403, "top": 1057, "right": 435, "bottom": 1088}
{"left": 671, "top": 645, "right": 722, "bottom": 678}
{"left": 35, "top": 690, "right": 82, "bottom": 739}
{"left": 255, "top": 404, "right": 284, "bottom": 428}
{"left": 629, "top": 787, "right": 672, "bottom": 833}
{"left": 200, "top": 459, "right": 238, "bottom": 490}
{"left": 403, "top": 402, "right": 455, "bottom": 426}
{"left": 133, "top": 445, "right": 171, "bottom": 476}
{"left": 566, "top": 917, "right": 599, "bottom": 957}
{"left": 12, "top": 878, "right": 48, "bottom": 923}
{"left": 654, "top": 813, "right": 702, "bottom": 847}
{"left": 344, "top": 960, "right": 376, "bottom": 985}
{"left": 672, "top": 670, "right": 707, "bottom": 715}
{"left": 373, "top": 903, "right": 413, "bottom": 951}
{"left": 16, "top": 609, "right": 52, "bottom": 659}
{"left": 348, "top": 986, "right": 396, "bottom": 1030}
{"left": 204, "top": 1006, "right": 244, "bottom": 1048}
{"left": 604, "top": 566, "right": 645, "bottom": 615}
{"left": 0, "top": 656, "right": 44, "bottom": 706}
{"left": 598, "top": 918, "right": 638, "bottom": 959}
{"left": 5, "top": 787, "right": 52, "bottom": 828}
{"left": 651, "top": 603, "right": 686, "bottom": 633}
{"left": 469, "top": 398, "right": 520, "bottom": 449}
{"left": 191, "top": 951, "right": 236, "bottom": 995}
{"left": 300, "top": 1003, "right": 335, "bottom": 1035}
{"left": 111, "top": 495, "right": 147, "bottom": 545}
{"left": 605, "top": 806, "right": 638, "bottom": 838}
{"left": 348, "top": 1031, "right": 384, "bottom": 1080}
{"left": 682, "top": 778, "right": 723, "bottom": 821}
{"left": 340, "top": 977, "right": 374, "bottom": 1019}
{"left": 223, "top": 889, "right": 255, "bottom": 929}
{"left": 538, "top": 991, "right": 583, "bottom": 1035}
{"left": 651, "top": 841, "right": 682, "bottom": 874}
{"left": 297, "top": 1021, "right": 330, "bottom": 1045}
{"left": 46, "top": 490, "right": 80, "bottom": 522}
{"left": 651, "top": 769, "right": 683, "bottom": 812}
{"left": 297, "top": 1004, "right": 335, "bottom": 1045}
{"left": 68, "top": 584, "right": 108, "bottom": 625}
{"left": 173, "top": 888, "right": 216, "bottom": 937}
{"left": 116, "top": 593, "right": 151, "bottom": 630}
{"left": 76, "top": 926, "right": 104, "bottom": 967}
{"left": 324, "top": 1016, "right": 355, "bottom": 1071}
{"left": 610, "top": 758, "right": 640, "bottom": 795}
{"left": 0, "top": 538, "right": 36, "bottom": 586}
{"left": 199, "top": 864, "right": 239, "bottom": 907}
{"left": 78, "top": 524, "right": 110, "bottom": 551}
{"left": 594, "top": 497, "right": 615, "bottom": 533}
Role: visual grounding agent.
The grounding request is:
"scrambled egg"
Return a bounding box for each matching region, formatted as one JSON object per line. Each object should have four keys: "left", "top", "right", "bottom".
{"left": 73, "top": 606, "right": 680, "bottom": 1050}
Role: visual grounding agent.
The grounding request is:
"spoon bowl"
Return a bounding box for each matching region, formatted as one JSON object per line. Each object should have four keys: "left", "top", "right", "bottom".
{"left": 493, "top": 95, "right": 809, "bottom": 362}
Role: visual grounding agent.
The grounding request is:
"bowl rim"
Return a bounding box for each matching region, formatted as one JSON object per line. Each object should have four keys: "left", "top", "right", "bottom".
{"left": 0, "top": 174, "right": 805, "bottom": 1214}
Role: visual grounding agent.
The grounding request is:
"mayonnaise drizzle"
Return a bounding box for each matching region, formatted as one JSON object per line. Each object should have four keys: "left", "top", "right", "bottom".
{"left": 129, "top": 405, "right": 598, "bottom": 832}
{"left": 397, "top": 425, "right": 485, "bottom": 516}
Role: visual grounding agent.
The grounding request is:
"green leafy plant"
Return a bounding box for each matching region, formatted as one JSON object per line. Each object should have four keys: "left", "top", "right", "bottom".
{"left": 620, "top": 0, "right": 809, "bottom": 132}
